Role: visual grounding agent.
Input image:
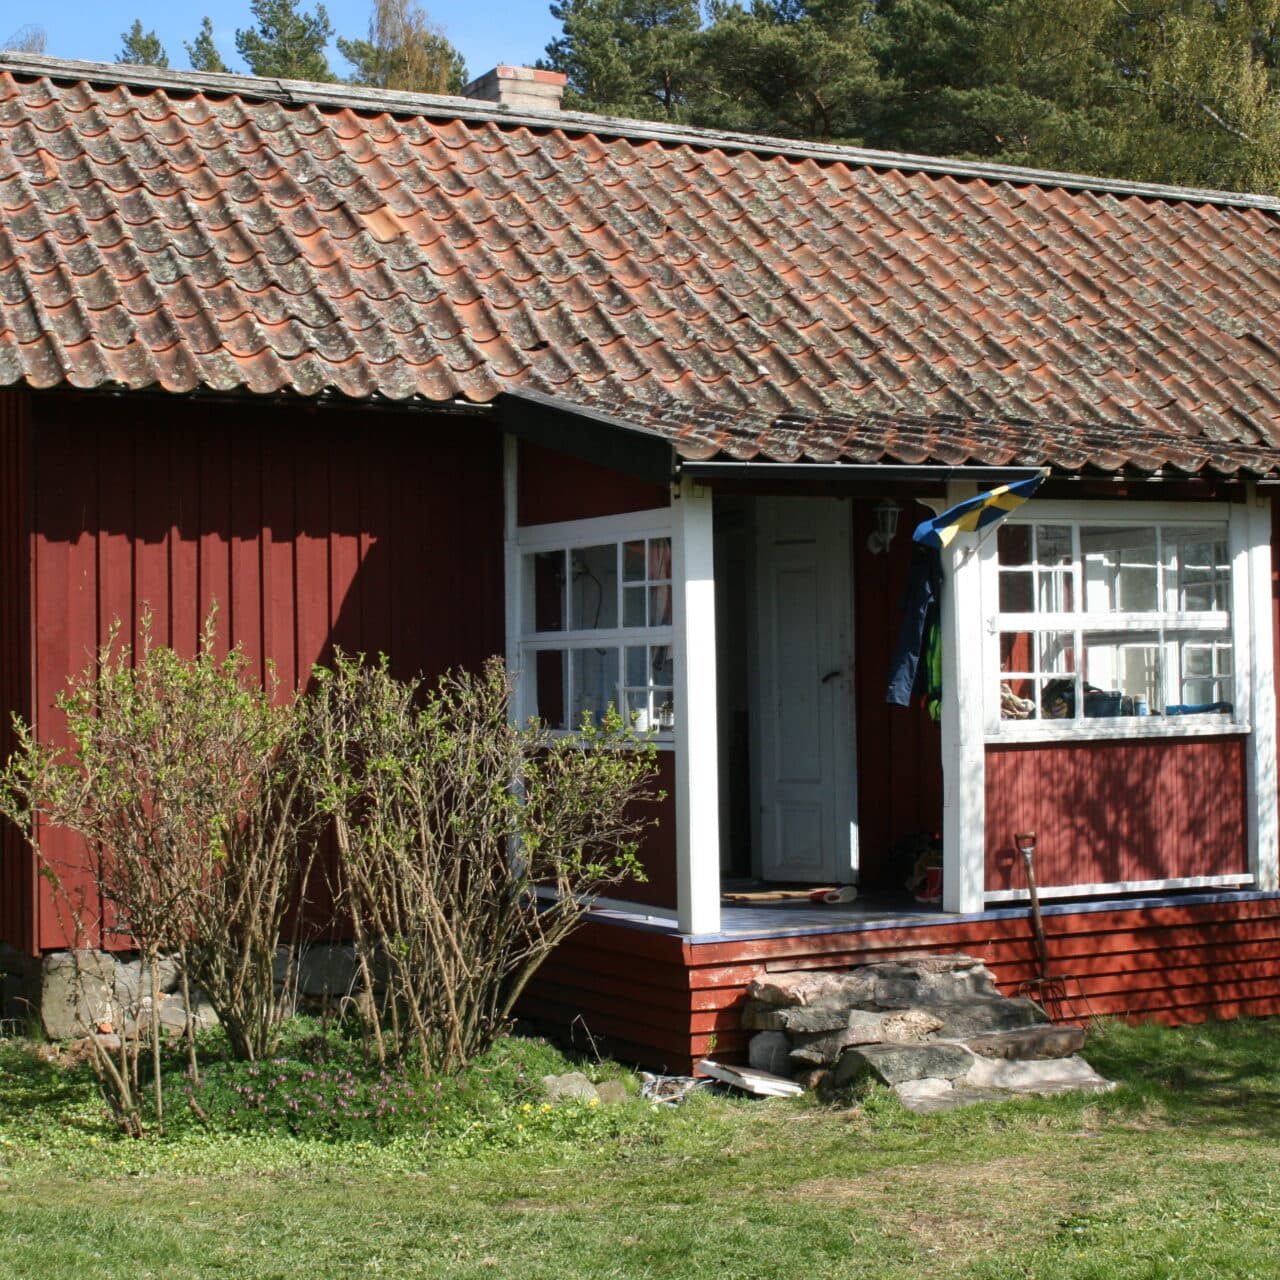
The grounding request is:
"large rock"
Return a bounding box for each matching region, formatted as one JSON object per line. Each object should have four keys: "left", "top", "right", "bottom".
{"left": 748, "top": 1031, "right": 792, "bottom": 1075}
{"left": 927, "top": 998, "right": 1048, "bottom": 1040}
{"left": 113, "top": 954, "right": 182, "bottom": 1011}
{"left": 834, "top": 1041, "right": 976, "bottom": 1088}
{"left": 275, "top": 945, "right": 361, "bottom": 999}
{"left": 789, "top": 1014, "right": 888, "bottom": 1066}
{"left": 743, "top": 1003, "right": 853, "bottom": 1033}
{"left": 961, "top": 1054, "right": 1114, "bottom": 1095}
{"left": 542, "top": 1072, "right": 600, "bottom": 1103}
{"left": 872, "top": 963, "right": 1001, "bottom": 1008}
{"left": 894, "top": 1078, "right": 1011, "bottom": 1115}
{"left": 747, "top": 969, "right": 878, "bottom": 1009}
{"left": 963, "top": 1025, "right": 1086, "bottom": 1060}
{"left": 40, "top": 951, "right": 116, "bottom": 1040}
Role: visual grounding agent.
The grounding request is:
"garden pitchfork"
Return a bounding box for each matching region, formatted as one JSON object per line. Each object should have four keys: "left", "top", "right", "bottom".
{"left": 1013, "top": 831, "right": 1082, "bottom": 1020}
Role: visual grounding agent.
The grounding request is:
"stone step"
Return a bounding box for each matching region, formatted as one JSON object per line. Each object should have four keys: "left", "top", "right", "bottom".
{"left": 961, "top": 1024, "right": 1086, "bottom": 1061}
{"left": 960, "top": 1053, "right": 1115, "bottom": 1096}
{"left": 925, "top": 997, "right": 1049, "bottom": 1040}
{"left": 834, "top": 1041, "right": 976, "bottom": 1088}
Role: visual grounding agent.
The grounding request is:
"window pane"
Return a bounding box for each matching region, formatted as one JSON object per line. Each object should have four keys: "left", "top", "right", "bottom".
{"left": 1083, "top": 632, "right": 1160, "bottom": 715}
{"left": 534, "top": 649, "right": 568, "bottom": 728}
{"left": 569, "top": 545, "right": 618, "bottom": 630}
{"left": 651, "top": 643, "right": 674, "bottom": 687}
{"left": 997, "top": 524, "right": 1033, "bottom": 567}
{"left": 649, "top": 586, "right": 673, "bottom": 627}
{"left": 999, "top": 631, "right": 1034, "bottom": 676}
{"left": 1038, "top": 631, "right": 1075, "bottom": 674}
{"left": 623, "top": 540, "right": 646, "bottom": 582}
{"left": 1174, "top": 632, "right": 1233, "bottom": 713}
{"left": 998, "top": 677, "right": 1038, "bottom": 719}
{"left": 1165, "top": 526, "right": 1230, "bottom": 611}
{"left": 999, "top": 570, "right": 1034, "bottom": 613}
{"left": 623, "top": 586, "right": 646, "bottom": 627}
{"left": 648, "top": 537, "right": 672, "bottom": 581}
{"left": 569, "top": 646, "right": 620, "bottom": 727}
{"left": 1081, "top": 526, "right": 1158, "bottom": 613}
{"left": 529, "top": 551, "right": 565, "bottom": 633}
{"left": 1038, "top": 525, "right": 1072, "bottom": 568}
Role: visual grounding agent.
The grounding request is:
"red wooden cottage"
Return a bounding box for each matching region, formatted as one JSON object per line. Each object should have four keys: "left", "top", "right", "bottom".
{"left": 3, "top": 52, "right": 1280, "bottom": 1069}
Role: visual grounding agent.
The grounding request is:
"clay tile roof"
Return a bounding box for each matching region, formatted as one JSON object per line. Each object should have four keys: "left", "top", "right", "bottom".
{"left": 4, "top": 52, "right": 1280, "bottom": 476}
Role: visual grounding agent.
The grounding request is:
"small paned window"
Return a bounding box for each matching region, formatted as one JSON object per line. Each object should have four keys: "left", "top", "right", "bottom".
{"left": 519, "top": 532, "right": 674, "bottom": 735}
{"left": 994, "top": 520, "right": 1234, "bottom": 728}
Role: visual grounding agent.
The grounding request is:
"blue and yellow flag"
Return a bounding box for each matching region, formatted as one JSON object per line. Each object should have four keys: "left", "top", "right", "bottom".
{"left": 912, "top": 471, "right": 1049, "bottom": 549}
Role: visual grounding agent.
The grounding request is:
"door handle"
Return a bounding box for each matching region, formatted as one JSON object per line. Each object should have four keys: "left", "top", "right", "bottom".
{"left": 822, "top": 669, "right": 842, "bottom": 683}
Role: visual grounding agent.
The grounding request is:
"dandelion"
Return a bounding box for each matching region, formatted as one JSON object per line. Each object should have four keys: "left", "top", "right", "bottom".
{"left": 588, "top": 1097, "right": 600, "bottom": 1107}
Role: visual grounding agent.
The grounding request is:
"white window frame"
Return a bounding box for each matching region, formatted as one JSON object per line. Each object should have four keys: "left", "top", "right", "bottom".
{"left": 981, "top": 499, "right": 1253, "bottom": 743}
{"left": 511, "top": 506, "right": 676, "bottom": 748}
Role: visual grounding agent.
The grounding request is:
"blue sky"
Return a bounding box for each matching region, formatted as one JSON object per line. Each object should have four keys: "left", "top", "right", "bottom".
{"left": 15, "top": 2, "right": 563, "bottom": 84}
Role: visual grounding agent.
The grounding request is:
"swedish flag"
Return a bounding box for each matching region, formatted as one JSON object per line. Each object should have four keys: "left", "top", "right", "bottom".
{"left": 912, "top": 471, "right": 1049, "bottom": 549}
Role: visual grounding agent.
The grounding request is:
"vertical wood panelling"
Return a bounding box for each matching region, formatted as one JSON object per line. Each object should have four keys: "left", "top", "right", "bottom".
{"left": 985, "top": 737, "right": 1248, "bottom": 893}
{"left": 0, "top": 389, "right": 32, "bottom": 952}
{"left": 853, "top": 501, "right": 944, "bottom": 892}
{"left": 29, "top": 396, "right": 505, "bottom": 950}
{"left": 517, "top": 440, "right": 669, "bottom": 526}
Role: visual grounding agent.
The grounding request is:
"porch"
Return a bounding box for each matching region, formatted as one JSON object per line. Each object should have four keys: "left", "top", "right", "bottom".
{"left": 523, "top": 889, "right": 1280, "bottom": 1074}
{"left": 504, "top": 429, "right": 1277, "bottom": 944}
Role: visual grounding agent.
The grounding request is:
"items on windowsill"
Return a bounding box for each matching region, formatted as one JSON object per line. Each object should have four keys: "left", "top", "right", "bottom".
{"left": 1000, "top": 682, "right": 1036, "bottom": 719}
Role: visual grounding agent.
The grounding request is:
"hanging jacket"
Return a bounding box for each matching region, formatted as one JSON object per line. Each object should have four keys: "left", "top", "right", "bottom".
{"left": 886, "top": 544, "right": 942, "bottom": 712}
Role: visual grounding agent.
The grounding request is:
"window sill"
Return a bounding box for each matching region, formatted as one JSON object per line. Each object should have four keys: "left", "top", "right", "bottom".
{"left": 544, "top": 729, "right": 676, "bottom": 751}
{"left": 985, "top": 717, "right": 1250, "bottom": 745}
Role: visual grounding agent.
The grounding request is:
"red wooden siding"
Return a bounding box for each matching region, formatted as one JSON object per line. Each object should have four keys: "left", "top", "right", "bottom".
{"left": 517, "top": 440, "right": 668, "bottom": 526}
{"left": 0, "top": 389, "right": 32, "bottom": 953}
{"left": 525, "top": 893, "right": 1280, "bottom": 1073}
{"left": 616, "top": 751, "right": 677, "bottom": 911}
{"left": 984, "top": 736, "right": 1248, "bottom": 893}
{"left": 854, "top": 500, "right": 944, "bottom": 891}
{"left": 516, "top": 437, "right": 678, "bottom": 909}
{"left": 28, "top": 395, "right": 505, "bottom": 951}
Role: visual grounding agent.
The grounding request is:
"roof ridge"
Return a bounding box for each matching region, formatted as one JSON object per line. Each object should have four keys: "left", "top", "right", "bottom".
{"left": 4, "top": 50, "right": 1280, "bottom": 215}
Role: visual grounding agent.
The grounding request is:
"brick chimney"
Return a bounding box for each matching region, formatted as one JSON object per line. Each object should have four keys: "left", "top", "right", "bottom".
{"left": 462, "top": 65, "right": 567, "bottom": 112}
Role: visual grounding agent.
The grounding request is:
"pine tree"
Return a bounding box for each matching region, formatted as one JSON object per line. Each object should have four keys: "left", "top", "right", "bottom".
{"left": 337, "top": 0, "right": 466, "bottom": 94}
{"left": 700, "top": 0, "right": 886, "bottom": 142}
{"left": 235, "top": 0, "right": 335, "bottom": 82}
{"left": 542, "top": 0, "right": 705, "bottom": 120}
{"left": 186, "top": 17, "right": 229, "bottom": 74}
{"left": 119, "top": 18, "right": 169, "bottom": 68}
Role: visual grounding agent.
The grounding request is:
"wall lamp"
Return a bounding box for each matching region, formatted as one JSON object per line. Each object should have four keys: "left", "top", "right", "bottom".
{"left": 866, "top": 498, "right": 902, "bottom": 555}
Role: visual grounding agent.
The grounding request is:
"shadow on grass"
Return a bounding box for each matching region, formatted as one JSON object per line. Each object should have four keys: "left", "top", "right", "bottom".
{"left": 1085, "top": 1016, "right": 1280, "bottom": 1136}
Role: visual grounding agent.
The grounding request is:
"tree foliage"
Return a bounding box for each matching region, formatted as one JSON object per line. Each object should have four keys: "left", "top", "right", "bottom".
{"left": 338, "top": 0, "right": 466, "bottom": 94}
{"left": 186, "top": 17, "right": 230, "bottom": 74}
{"left": 2, "top": 25, "right": 46, "bottom": 53}
{"left": 544, "top": 0, "right": 705, "bottom": 119}
{"left": 119, "top": 19, "right": 169, "bottom": 68}
{"left": 542, "top": 0, "right": 1280, "bottom": 194}
{"left": 235, "top": 0, "right": 335, "bottom": 81}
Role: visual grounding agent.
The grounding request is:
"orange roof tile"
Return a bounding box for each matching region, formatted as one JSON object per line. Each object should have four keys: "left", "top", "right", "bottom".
{"left": 3, "top": 54, "right": 1280, "bottom": 475}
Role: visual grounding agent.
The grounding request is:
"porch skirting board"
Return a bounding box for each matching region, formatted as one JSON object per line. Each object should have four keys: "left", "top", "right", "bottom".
{"left": 518, "top": 891, "right": 1280, "bottom": 1074}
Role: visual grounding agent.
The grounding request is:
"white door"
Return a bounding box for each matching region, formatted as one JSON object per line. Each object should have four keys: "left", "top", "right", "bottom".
{"left": 753, "top": 497, "right": 857, "bottom": 883}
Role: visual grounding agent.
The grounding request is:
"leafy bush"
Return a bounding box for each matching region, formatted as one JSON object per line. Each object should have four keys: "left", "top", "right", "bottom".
{"left": 0, "top": 613, "right": 319, "bottom": 1132}
{"left": 305, "top": 654, "right": 659, "bottom": 1075}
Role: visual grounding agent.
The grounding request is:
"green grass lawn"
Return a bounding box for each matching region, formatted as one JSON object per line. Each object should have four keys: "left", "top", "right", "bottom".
{"left": 2, "top": 1018, "right": 1279, "bottom": 1279}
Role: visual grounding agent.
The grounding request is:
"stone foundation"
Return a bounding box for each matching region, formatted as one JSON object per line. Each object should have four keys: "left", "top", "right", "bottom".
{"left": 745, "top": 955, "right": 1113, "bottom": 1113}
{"left": 29, "top": 942, "right": 378, "bottom": 1040}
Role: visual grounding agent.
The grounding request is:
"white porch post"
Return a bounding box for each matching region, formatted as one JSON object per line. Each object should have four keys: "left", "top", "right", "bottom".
{"left": 1245, "top": 485, "right": 1278, "bottom": 891}
{"left": 939, "top": 483, "right": 987, "bottom": 914}
{"left": 672, "top": 473, "right": 721, "bottom": 934}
